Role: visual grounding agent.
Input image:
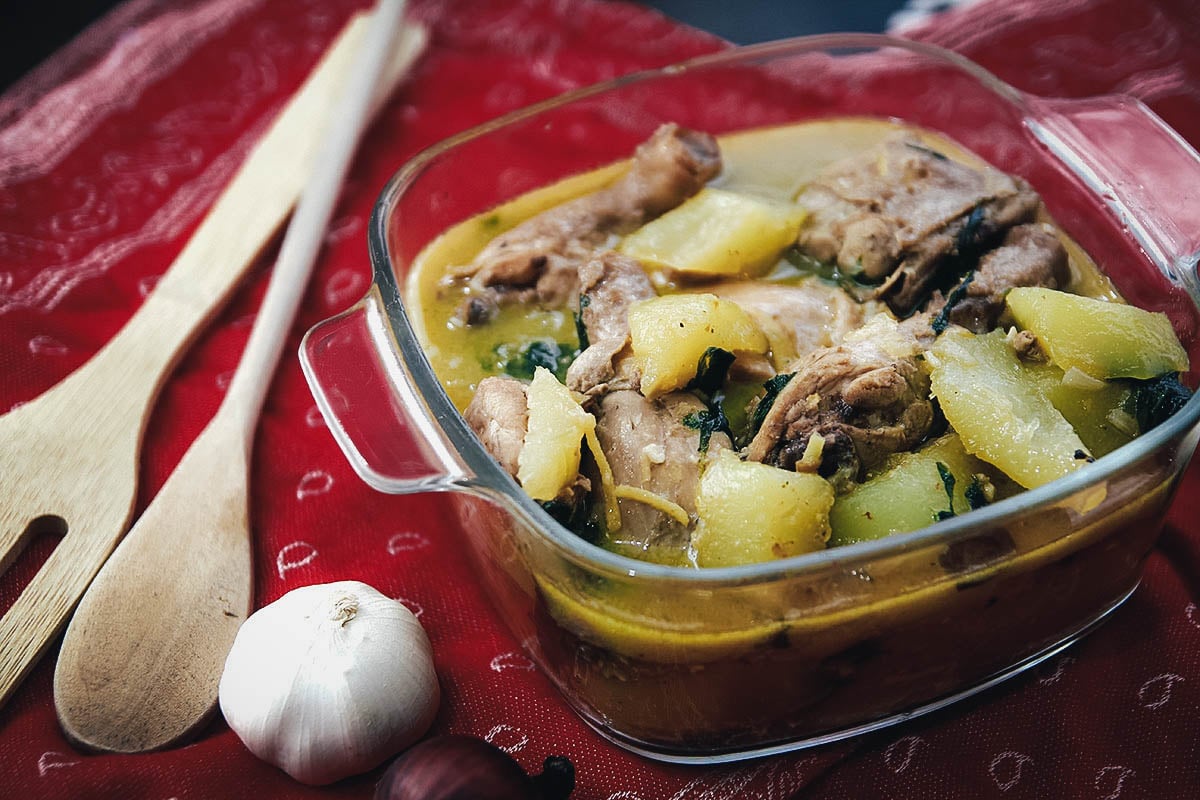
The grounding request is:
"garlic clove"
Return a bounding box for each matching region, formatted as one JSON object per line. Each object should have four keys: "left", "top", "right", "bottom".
{"left": 219, "top": 581, "right": 440, "bottom": 785}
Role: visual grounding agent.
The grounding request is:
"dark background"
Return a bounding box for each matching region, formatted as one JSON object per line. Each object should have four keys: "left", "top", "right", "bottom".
{"left": 0, "top": 0, "right": 913, "bottom": 91}
{"left": 1, "top": 0, "right": 131, "bottom": 89}
{"left": 643, "top": 1, "right": 913, "bottom": 44}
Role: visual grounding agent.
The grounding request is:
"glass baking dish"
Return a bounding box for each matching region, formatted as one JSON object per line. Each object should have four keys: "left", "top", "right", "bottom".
{"left": 300, "top": 34, "right": 1200, "bottom": 763}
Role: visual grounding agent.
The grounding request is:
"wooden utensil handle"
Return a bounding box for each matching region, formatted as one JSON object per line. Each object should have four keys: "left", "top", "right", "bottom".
{"left": 64, "top": 13, "right": 384, "bottom": 415}
{"left": 225, "top": 0, "right": 418, "bottom": 434}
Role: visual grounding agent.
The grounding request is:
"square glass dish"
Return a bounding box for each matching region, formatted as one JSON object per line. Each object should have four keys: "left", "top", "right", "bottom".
{"left": 300, "top": 34, "right": 1200, "bottom": 763}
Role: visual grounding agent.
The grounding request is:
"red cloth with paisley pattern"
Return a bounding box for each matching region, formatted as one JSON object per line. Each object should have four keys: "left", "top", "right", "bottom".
{"left": 1, "top": 0, "right": 1198, "bottom": 798}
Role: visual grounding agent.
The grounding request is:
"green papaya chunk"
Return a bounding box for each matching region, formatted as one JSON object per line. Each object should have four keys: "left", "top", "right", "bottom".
{"left": 1006, "top": 287, "right": 1189, "bottom": 380}
{"left": 1025, "top": 362, "right": 1136, "bottom": 458}
{"left": 828, "top": 433, "right": 994, "bottom": 546}
{"left": 929, "top": 329, "right": 1090, "bottom": 489}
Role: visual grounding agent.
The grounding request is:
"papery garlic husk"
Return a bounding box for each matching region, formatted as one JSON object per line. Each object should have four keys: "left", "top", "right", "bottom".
{"left": 218, "top": 580, "right": 440, "bottom": 785}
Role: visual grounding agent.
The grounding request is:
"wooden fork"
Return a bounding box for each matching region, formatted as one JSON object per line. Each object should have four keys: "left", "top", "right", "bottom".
{"left": 0, "top": 11, "right": 387, "bottom": 709}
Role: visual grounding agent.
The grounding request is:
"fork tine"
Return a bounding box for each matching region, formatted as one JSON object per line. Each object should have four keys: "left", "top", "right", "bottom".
{"left": 0, "top": 517, "right": 127, "bottom": 708}
{"left": 0, "top": 504, "right": 37, "bottom": 578}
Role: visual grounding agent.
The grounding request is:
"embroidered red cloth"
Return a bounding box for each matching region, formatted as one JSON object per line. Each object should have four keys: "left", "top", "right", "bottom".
{"left": 1, "top": 0, "right": 1198, "bottom": 797}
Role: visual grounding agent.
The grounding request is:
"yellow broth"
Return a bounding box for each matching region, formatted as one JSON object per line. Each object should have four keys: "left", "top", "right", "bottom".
{"left": 407, "top": 118, "right": 1116, "bottom": 414}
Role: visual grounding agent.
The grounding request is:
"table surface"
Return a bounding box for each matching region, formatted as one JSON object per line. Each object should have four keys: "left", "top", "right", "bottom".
{"left": 2, "top": 1, "right": 1199, "bottom": 798}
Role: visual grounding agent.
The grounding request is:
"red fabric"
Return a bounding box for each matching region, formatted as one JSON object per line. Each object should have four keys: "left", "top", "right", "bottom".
{"left": 1, "top": 0, "right": 1198, "bottom": 797}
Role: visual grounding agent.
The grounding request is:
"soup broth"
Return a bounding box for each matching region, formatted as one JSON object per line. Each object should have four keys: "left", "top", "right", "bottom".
{"left": 406, "top": 118, "right": 1179, "bottom": 570}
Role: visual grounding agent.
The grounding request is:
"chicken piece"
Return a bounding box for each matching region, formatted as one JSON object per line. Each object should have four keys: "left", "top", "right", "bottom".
{"left": 796, "top": 136, "right": 1041, "bottom": 317}
{"left": 565, "top": 252, "right": 656, "bottom": 397}
{"left": 594, "top": 390, "right": 731, "bottom": 551}
{"left": 927, "top": 223, "right": 1070, "bottom": 333}
{"left": 746, "top": 316, "right": 933, "bottom": 489}
{"left": 463, "top": 376, "right": 529, "bottom": 478}
{"left": 465, "top": 375, "right": 590, "bottom": 509}
{"left": 452, "top": 124, "right": 722, "bottom": 323}
{"left": 706, "top": 277, "right": 870, "bottom": 367}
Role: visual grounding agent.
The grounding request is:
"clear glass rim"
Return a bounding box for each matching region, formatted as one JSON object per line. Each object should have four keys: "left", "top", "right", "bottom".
{"left": 368, "top": 32, "right": 1200, "bottom": 586}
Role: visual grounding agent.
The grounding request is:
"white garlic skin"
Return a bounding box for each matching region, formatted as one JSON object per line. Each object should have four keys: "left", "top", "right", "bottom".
{"left": 218, "top": 580, "right": 440, "bottom": 785}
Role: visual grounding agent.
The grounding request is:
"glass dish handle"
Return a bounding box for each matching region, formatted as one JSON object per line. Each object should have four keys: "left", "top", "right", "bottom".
{"left": 1024, "top": 94, "right": 1200, "bottom": 295}
{"left": 299, "top": 287, "right": 472, "bottom": 493}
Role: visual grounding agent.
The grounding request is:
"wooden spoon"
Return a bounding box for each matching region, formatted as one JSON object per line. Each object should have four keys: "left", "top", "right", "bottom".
{"left": 52, "top": 1, "right": 421, "bottom": 753}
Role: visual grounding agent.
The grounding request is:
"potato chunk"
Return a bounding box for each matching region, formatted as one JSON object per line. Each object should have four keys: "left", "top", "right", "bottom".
{"left": 517, "top": 367, "right": 594, "bottom": 501}
{"left": 828, "top": 434, "right": 995, "bottom": 546}
{"left": 692, "top": 449, "right": 833, "bottom": 567}
{"left": 1006, "top": 287, "right": 1189, "bottom": 380}
{"left": 929, "top": 329, "right": 1090, "bottom": 489}
{"left": 627, "top": 293, "right": 768, "bottom": 398}
{"left": 1026, "top": 361, "right": 1135, "bottom": 458}
{"left": 618, "top": 188, "right": 806, "bottom": 278}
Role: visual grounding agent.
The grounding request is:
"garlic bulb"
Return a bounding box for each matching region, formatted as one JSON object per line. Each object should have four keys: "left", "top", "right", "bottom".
{"left": 218, "top": 580, "right": 440, "bottom": 785}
